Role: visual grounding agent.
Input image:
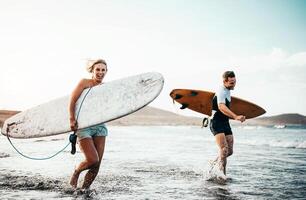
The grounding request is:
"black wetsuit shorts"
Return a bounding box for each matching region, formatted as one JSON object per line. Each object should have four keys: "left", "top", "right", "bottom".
{"left": 210, "top": 119, "right": 233, "bottom": 136}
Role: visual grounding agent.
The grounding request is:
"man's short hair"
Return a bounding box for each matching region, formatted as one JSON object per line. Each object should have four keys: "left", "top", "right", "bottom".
{"left": 222, "top": 71, "right": 235, "bottom": 80}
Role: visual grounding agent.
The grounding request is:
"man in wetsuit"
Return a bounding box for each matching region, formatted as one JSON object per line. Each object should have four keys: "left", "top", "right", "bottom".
{"left": 209, "top": 71, "right": 245, "bottom": 179}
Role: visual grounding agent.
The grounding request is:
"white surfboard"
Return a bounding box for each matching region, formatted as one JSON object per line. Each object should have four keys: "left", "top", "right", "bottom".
{"left": 1, "top": 72, "right": 164, "bottom": 138}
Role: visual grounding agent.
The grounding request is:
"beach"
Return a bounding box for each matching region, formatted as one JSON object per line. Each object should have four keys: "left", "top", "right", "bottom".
{"left": 1, "top": 1, "right": 306, "bottom": 199}
{"left": 1, "top": 126, "right": 306, "bottom": 199}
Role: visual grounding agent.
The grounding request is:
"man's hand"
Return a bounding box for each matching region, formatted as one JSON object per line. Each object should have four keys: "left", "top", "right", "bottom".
{"left": 234, "top": 115, "right": 246, "bottom": 122}
{"left": 218, "top": 103, "right": 246, "bottom": 122}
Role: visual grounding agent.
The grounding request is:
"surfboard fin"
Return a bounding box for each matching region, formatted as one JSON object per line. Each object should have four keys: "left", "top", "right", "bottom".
{"left": 180, "top": 103, "right": 188, "bottom": 109}
{"left": 190, "top": 91, "right": 198, "bottom": 96}
{"left": 174, "top": 94, "right": 183, "bottom": 100}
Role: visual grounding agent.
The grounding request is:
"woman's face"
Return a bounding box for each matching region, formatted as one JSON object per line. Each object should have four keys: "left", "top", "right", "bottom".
{"left": 92, "top": 63, "right": 107, "bottom": 82}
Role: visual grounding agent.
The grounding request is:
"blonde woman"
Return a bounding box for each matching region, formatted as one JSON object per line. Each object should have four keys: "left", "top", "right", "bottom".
{"left": 69, "top": 59, "right": 108, "bottom": 189}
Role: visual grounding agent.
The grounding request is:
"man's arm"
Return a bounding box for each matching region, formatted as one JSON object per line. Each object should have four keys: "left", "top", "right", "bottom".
{"left": 218, "top": 103, "right": 245, "bottom": 122}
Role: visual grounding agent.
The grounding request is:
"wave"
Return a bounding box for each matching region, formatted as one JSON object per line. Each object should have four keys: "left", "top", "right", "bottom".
{"left": 0, "top": 152, "right": 10, "bottom": 158}
{"left": 240, "top": 140, "right": 306, "bottom": 149}
{"left": 268, "top": 140, "right": 306, "bottom": 149}
{"left": 236, "top": 126, "right": 264, "bottom": 130}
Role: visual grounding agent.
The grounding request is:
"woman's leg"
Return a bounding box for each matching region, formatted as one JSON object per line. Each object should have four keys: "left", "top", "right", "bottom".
{"left": 70, "top": 138, "right": 99, "bottom": 188}
{"left": 81, "top": 136, "right": 106, "bottom": 189}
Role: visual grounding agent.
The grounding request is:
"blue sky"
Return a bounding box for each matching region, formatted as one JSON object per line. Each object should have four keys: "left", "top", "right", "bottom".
{"left": 0, "top": 0, "right": 306, "bottom": 116}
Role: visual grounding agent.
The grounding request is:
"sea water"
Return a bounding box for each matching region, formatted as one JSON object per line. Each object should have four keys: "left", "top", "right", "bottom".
{"left": 1, "top": 126, "right": 306, "bottom": 199}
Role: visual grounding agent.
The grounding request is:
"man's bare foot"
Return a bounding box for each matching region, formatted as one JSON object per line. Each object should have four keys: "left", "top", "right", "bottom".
{"left": 70, "top": 170, "right": 80, "bottom": 188}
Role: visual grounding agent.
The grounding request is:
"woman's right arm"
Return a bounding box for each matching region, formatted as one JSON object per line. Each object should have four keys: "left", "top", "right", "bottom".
{"left": 69, "top": 79, "right": 87, "bottom": 131}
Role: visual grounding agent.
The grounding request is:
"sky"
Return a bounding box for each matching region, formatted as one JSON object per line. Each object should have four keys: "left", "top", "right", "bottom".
{"left": 0, "top": 0, "right": 306, "bottom": 117}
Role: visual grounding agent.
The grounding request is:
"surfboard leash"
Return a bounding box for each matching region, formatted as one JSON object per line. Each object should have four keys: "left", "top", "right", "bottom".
{"left": 6, "top": 87, "right": 93, "bottom": 160}
{"left": 201, "top": 117, "right": 210, "bottom": 128}
{"left": 6, "top": 134, "right": 71, "bottom": 160}
{"left": 70, "top": 86, "right": 93, "bottom": 155}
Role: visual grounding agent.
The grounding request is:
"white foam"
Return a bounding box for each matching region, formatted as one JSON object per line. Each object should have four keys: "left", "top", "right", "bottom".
{"left": 296, "top": 141, "right": 306, "bottom": 149}
{"left": 236, "top": 126, "right": 264, "bottom": 130}
{"left": 239, "top": 139, "right": 306, "bottom": 149}
{"left": 268, "top": 140, "right": 306, "bottom": 149}
{"left": 204, "top": 160, "right": 227, "bottom": 182}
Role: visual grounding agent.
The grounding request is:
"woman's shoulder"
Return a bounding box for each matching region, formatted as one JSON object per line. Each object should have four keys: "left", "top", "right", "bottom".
{"left": 77, "top": 78, "right": 93, "bottom": 88}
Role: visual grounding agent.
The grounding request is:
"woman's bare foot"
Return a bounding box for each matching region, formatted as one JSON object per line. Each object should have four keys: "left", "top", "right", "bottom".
{"left": 70, "top": 170, "right": 80, "bottom": 188}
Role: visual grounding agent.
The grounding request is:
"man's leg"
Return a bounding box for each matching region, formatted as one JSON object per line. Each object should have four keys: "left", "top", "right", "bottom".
{"left": 215, "top": 133, "right": 229, "bottom": 175}
{"left": 224, "top": 135, "right": 233, "bottom": 175}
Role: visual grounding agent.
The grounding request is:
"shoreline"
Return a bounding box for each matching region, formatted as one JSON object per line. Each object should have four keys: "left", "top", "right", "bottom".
{"left": 1, "top": 107, "right": 306, "bottom": 129}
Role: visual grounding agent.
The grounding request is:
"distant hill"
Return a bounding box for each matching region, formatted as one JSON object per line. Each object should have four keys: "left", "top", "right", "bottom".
{"left": 107, "top": 106, "right": 202, "bottom": 126}
{"left": 0, "top": 110, "right": 20, "bottom": 127}
{"left": 0, "top": 107, "right": 202, "bottom": 128}
{"left": 245, "top": 113, "right": 306, "bottom": 126}
{"left": 1, "top": 108, "right": 306, "bottom": 128}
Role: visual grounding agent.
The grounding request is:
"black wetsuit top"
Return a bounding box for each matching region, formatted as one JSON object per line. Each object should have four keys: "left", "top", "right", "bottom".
{"left": 212, "top": 96, "right": 231, "bottom": 122}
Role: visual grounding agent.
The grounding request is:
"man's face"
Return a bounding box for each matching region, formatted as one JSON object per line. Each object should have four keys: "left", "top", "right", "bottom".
{"left": 224, "top": 77, "right": 236, "bottom": 90}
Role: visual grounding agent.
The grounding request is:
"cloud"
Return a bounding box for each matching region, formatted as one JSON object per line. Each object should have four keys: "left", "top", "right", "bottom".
{"left": 286, "top": 52, "right": 306, "bottom": 66}
{"left": 227, "top": 48, "right": 306, "bottom": 82}
{"left": 222, "top": 48, "right": 306, "bottom": 115}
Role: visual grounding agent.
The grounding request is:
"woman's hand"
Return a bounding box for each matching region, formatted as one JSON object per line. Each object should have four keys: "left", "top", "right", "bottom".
{"left": 70, "top": 119, "right": 78, "bottom": 131}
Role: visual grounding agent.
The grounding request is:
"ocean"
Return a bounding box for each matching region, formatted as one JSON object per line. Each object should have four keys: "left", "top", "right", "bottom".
{"left": 1, "top": 126, "right": 306, "bottom": 199}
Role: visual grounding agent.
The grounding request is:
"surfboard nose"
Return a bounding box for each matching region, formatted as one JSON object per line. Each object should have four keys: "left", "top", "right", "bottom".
{"left": 1, "top": 123, "right": 7, "bottom": 135}
{"left": 169, "top": 89, "right": 178, "bottom": 99}
{"left": 2, "top": 120, "right": 24, "bottom": 138}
